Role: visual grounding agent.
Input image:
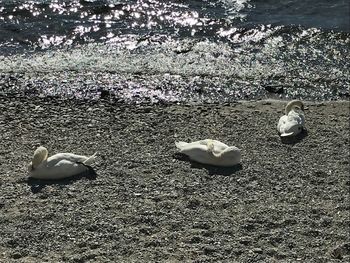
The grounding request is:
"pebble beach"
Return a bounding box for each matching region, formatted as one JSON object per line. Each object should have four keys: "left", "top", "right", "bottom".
{"left": 0, "top": 96, "right": 349, "bottom": 262}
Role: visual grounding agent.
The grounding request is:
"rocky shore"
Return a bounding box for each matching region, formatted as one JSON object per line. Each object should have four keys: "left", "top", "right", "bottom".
{"left": 0, "top": 95, "right": 349, "bottom": 262}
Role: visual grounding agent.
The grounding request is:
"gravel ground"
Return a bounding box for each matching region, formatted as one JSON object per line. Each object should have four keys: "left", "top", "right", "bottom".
{"left": 0, "top": 95, "right": 349, "bottom": 262}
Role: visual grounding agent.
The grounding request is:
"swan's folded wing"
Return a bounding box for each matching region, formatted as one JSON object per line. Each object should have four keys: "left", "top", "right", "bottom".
{"left": 179, "top": 144, "right": 208, "bottom": 154}
{"left": 211, "top": 140, "right": 229, "bottom": 150}
{"left": 177, "top": 141, "right": 210, "bottom": 153}
{"left": 277, "top": 115, "right": 288, "bottom": 131}
{"left": 215, "top": 146, "right": 241, "bottom": 165}
{"left": 30, "top": 159, "right": 88, "bottom": 179}
{"left": 216, "top": 146, "right": 241, "bottom": 156}
{"left": 287, "top": 114, "right": 304, "bottom": 127}
{"left": 47, "top": 159, "right": 87, "bottom": 179}
{"left": 48, "top": 153, "right": 89, "bottom": 164}
{"left": 197, "top": 139, "right": 211, "bottom": 145}
{"left": 180, "top": 140, "right": 229, "bottom": 153}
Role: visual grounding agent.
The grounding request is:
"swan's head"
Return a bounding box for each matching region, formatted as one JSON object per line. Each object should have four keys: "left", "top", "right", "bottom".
{"left": 29, "top": 146, "right": 49, "bottom": 170}
{"left": 206, "top": 140, "right": 215, "bottom": 152}
{"left": 280, "top": 121, "right": 303, "bottom": 137}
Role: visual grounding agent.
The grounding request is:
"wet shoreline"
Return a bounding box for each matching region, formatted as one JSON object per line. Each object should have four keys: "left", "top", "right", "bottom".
{"left": 1, "top": 71, "right": 349, "bottom": 103}
{"left": 1, "top": 29, "right": 349, "bottom": 102}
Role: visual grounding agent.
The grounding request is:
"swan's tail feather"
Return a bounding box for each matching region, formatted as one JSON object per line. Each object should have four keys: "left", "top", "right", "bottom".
{"left": 175, "top": 141, "right": 188, "bottom": 150}
{"left": 83, "top": 152, "right": 97, "bottom": 165}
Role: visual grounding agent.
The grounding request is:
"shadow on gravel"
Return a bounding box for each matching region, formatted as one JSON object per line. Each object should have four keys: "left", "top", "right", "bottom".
{"left": 280, "top": 129, "right": 308, "bottom": 145}
{"left": 25, "top": 167, "right": 97, "bottom": 194}
{"left": 330, "top": 243, "right": 350, "bottom": 260}
{"left": 173, "top": 153, "right": 242, "bottom": 176}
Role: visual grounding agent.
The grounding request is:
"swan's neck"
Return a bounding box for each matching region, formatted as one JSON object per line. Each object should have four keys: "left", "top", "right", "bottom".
{"left": 32, "top": 147, "right": 49, "bottom": 168}
{"left": 285, "top": 100, "right": 304, "bottom": 115}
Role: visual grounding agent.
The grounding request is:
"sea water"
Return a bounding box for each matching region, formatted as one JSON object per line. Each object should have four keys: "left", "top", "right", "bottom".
{"left": 0, "top": 0, "right": 349, "bottom": 102}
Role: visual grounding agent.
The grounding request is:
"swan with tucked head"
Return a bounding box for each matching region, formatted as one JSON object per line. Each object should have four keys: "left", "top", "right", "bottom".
{"left": 28, "top": 146, "right": 97, "bottom": 180}
{"left": 175, "top": 139, "right": 241, "bottom": 167}
{"left": 277, "top": 100, "right": 306, "bottom": 137}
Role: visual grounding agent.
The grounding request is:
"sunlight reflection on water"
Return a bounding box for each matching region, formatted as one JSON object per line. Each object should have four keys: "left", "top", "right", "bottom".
{"left": 0, "top": 0, "right": 252, "bottom": 50}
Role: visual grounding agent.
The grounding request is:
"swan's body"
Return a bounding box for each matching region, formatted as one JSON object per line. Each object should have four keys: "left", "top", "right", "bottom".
{"left": 28, "top": 146, "right": 97, "bottom": 180}
{"left": 175, "top": 139, "right": 241, "bottom": 167}
{"left": 277, "top": 100, "right": 305, "bottom": 137}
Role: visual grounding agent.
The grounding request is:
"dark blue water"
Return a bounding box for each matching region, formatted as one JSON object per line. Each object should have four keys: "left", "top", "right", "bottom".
{"left": 0, "top": 0, "right": 348, "bottom": 51}
{"left": 0, "top": 0, "right": 349, "bottom": 101}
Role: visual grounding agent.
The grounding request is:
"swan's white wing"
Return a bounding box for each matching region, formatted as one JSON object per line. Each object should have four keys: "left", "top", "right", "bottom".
{"left": 217, "top": 146, "right": 240, "bottom": 155}
{"left": 47, "top": 153, "right": 90, "bottom": 164}
{"left": 211, "top": 145, "right": 239, "bottom": 156}
{"left": 197, "top": 139, "right": 212, "bottom": 145}
{"left": 176, "top": 139, "right": 241, "bottom": 166}
{"left": 30, "top": 160, "right": 88, "bottom": 179}
{"left": 211, "top": 140, "right": 229, "bottom": 152}
{"left": 211, "top": 140, "right": 229, "bottom": 147}
{"left": 215, "top": 146, "right": 241, "bottom": 166}
{"left": 177, "top": 143, "right": 208, "bottom": 153}
{"left": 277, "top": 115, "right": 288, "bottom": 132}
{"left": 178, "top": 145, "right": 215, "bottom": 164}
{"left": 177, "top": 140, "right": 229, "bottom": 154}
{"left": 191, "top": 139, "right": 229, "bottom": 151}
{"left": 177, "top": 140, "right": 211, "bottom": 151}
{"left": 287, "top": 110, "right": 304, "bottom": 124}
{"left": 278, "top": 110, "right": 305, "bottom": 137}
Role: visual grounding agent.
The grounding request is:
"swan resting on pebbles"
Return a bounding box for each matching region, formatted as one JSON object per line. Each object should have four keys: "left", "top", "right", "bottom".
{"left": 28, "top": 146, "right": 97, "bottom": 180}
{"left": 277, "top": 100, "right": 306, "bottom": 137}
{"left": 175, "top": 139, "right": 241, "bottom": 167}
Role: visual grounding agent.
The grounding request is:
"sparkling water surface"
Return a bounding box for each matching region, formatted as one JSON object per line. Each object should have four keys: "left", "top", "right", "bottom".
{"left": 0, "top": 0, "right": 349, "bottom": 102}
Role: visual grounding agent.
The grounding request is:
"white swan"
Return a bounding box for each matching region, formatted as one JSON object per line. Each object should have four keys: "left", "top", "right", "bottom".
{"left": 175, "top": 139, "right": 241, "bottom": 167}
{"left": 277, "top": 100, "right": 305, "bottom": 137}
{"left": 28, "top": 146, "right": 97, "bottom": 180}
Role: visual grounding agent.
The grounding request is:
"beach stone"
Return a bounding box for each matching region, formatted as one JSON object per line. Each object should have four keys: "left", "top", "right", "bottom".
{"left": 0, "top": 97, "right": 348, "bottom": 262}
